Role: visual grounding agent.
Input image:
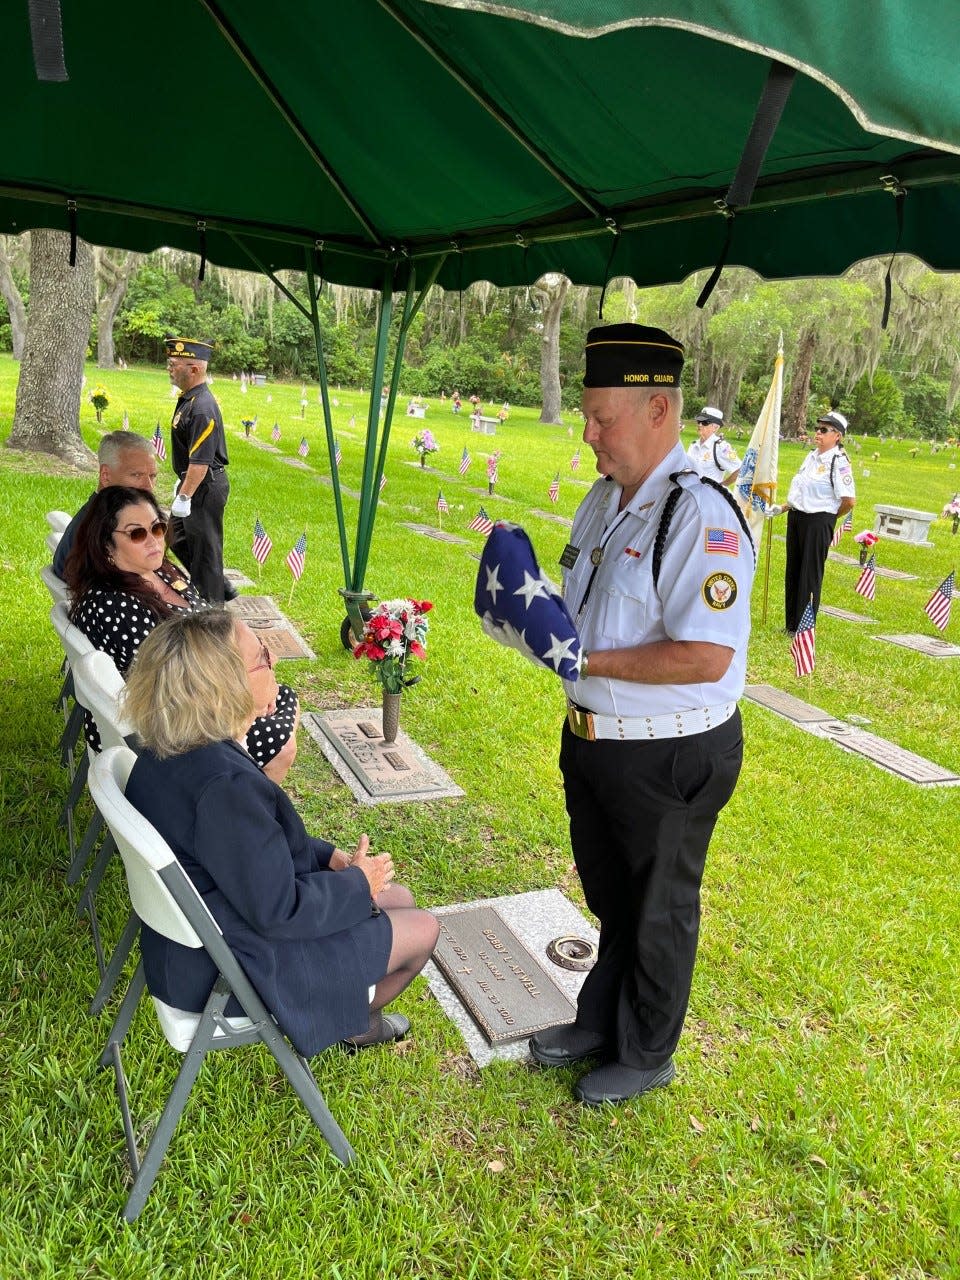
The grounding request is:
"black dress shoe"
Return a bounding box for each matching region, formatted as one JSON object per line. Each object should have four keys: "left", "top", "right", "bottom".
{"left": 341, "top": 1011, "right": 411, "bottom": 1052}
{"left": 529, "top": 1023, "right": 610, "bottom": 1067}
{"left": 574, "top": 1059, "right": 676, "bottom": 1106}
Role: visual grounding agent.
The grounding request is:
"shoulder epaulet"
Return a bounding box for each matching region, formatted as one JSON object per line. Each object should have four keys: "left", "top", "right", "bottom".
{"left": 652, "top": 471, "right": 756, "bottom": 588}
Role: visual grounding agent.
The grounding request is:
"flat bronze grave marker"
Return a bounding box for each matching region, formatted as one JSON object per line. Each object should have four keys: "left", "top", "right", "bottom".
{"left": 744, "top": 684, "right": 833, "bottom": 723}
{"left": 875, "top": 634, "right": 960, "bottom": 658}
{"left": 228, "top": 595, "right": 283, "bottom": 623}
{"left": 282, "top": 458, "right": 313, "bottom": 471}
{"left": 223, "top": 567, "right": 255, "bottom": 590}
{"left": 529, "top": 508, "right": 574, "bottom": 528}
{"left": 807, "top": 722, "right": 960, "bottom": 785}
{"left": 828, "top": 552, "right": 918, "bottom": 581}
{"left": 819, "top": 605, "right": 874, "bottom": 624}
{"left": 318, "top": 475, "right": 363, "bottom": 500}
{"left": 246, "top": 624, "right": 315, "bottom": 660}
{"left": 432, "top": 906, "right": 576, "bottom": 1044}
{"left": 401, "top": 522, "right": 470, "bottom": 545}
{"left": 301, "top": 709, "right": 464, "bottom": 805}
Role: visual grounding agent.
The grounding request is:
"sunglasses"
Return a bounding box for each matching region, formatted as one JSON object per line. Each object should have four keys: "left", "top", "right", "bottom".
{"left": 815, "top": 425, "right": 839, "bottom": 433}
{"left": 247, "top": 637, "right": 274, "bottom": 673}
{"left": 114, "top": 519, "right": 168, "bottom": 543}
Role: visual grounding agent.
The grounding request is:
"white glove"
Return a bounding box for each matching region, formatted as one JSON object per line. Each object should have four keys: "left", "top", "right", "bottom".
{"left": 767, "top": 503, "right": 784, "bottom": 518}
{"left": 480, "top": 614, "right": 543, "bottom": 670}
{"left": 171, "top": 492, "right": 192, "bottom": 518}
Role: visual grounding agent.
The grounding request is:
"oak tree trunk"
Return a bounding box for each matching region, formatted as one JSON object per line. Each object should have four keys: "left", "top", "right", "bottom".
{"left": 538, "top": 275, "right": 570, "bottom": 424}
{"left": 96, "top": 249, "right": 142, "bottom": 369}
{"left": 783, "top": 329, "right": 817, "bottom": 438}
{"left": 7, "top": 229, "right": 97, "bottom": 469}
{"left": 0, "top": 237, "right": 27, "bottom": 360}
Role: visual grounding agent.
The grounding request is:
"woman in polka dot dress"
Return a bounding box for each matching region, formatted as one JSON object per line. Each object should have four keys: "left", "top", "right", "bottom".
{"left": 64, "top": 486, "right": 298, "bottom": 782}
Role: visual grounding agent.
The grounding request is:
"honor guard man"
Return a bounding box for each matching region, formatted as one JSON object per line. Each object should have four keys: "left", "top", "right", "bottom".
{"left": 686, "top": 405, "right": 741, "bottom": 487}
{"left": 529, "top": 323, "right": 755, "bottom": 1106}
{"left": 770, "top": 409, "right": 855, "bottom": 634}
{"left": 165, "top": 335, "right": 230, "bottom": 603}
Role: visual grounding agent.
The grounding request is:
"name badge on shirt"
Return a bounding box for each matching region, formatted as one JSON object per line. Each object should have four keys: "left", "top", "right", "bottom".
{"left": 559, "top": 543, "right": 581, "bottom": 570}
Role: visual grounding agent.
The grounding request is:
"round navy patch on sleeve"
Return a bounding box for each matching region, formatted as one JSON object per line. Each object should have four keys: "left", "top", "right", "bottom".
{"left": 702, "top": 572, "right": 738, "bottom": 610}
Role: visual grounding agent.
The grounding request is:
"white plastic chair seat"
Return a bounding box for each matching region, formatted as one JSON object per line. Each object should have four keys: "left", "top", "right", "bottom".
{"left": 46, "top": 509, "right": 72, "bottom": 532}
{"left": 152, "top": 997, "right": 253, "bottom": 1051}
{"left": 45, "top": 529, "right": 61, "bottom": 554}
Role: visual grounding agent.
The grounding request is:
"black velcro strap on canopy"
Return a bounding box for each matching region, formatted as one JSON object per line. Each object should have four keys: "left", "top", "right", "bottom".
{"left": 29, "top": 0, "right": 68, "bottom": 82}
{"left": 698, "top": 60, "right": 796, "bottom": 310}
{"left": 725, "top": 60, "right": 796, "bottom": 210}
{"left": 881, "top": 188, "right": 907, "bottom": 330}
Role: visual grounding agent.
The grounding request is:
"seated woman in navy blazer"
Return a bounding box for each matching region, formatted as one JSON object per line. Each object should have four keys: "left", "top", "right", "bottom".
{"left": 122, "top": 610, "right": 439, "bottom": 1054}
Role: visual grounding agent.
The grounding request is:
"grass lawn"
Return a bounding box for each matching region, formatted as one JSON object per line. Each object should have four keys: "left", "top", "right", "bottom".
{"left": 1, "top": 353, "right": 958, "bottom": 1277}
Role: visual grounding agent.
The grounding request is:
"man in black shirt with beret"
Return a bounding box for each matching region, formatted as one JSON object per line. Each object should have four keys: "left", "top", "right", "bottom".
{"left": 165, "top": 335, "right": 230, "bottom": 603}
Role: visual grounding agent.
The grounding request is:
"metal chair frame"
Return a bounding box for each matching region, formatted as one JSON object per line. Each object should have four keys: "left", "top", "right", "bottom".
{"left": 88, "top": 746, "right": 354, "bottom": 1222}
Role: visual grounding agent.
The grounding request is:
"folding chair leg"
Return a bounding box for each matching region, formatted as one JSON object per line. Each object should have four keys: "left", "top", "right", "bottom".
{"left": 100, "top": 960, "right": 147, "bottom": 1197}
{"left": 59, "top": 701, "right": 84, "bottom": 773}
{"left": 89, "top": 909, "right": 139, "bottom": 1015}
{"left": 60, "top": 749, "right": 88, "bottom": 831}
{"left": 258, "top": 1022, "right": 355, "bottom": 1166}
{"left": 68, "top": 809, "right": 106, "bottom": 885}
{"left": 121, "top": 986, "right": 233, "bottom": 1223}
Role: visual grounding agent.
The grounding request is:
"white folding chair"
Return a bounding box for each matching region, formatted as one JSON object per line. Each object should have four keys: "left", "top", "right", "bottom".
{"left": 88, "top": 746, "right": 354, "bottom": 1222}
{"left": 46, "top": 509, "right": 73, "bottom": 533}
{"left": 49, "top": 603, "right": 95, "bottom": 853}
{"left": 69, "top": 650, "right": 139, "bottom": 1014}
{"left": 40, "top": 564, "right": 71, "bottom": 607}
{"left": 45, "top": 529, "right": 61, "bottom": 555}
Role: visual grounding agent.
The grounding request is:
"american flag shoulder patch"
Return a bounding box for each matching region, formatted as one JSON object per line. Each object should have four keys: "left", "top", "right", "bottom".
{"left": 705, "top": 527, "right": 739, "bottom": 556}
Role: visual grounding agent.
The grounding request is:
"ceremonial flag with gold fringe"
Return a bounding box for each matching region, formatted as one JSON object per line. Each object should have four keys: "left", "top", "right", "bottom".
{"left": 736, "top": 345, "right": 783, "bottom": 547}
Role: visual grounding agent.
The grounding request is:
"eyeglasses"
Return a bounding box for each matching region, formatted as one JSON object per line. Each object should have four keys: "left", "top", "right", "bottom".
{"left": 814, "top": 425, "right": 838, "bottom": 434}
{"left": 114, "top": 519, "right": 168, "bottom": 543}
{"left": 247, "top": 637, "right": 274, "bottom": 673}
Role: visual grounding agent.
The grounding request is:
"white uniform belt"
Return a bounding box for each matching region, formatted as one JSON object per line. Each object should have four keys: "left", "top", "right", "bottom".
{"left": 566, "top": 700, "right": 736, "bottom": 741}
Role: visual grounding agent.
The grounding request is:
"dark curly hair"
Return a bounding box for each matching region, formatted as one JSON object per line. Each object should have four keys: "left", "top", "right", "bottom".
{"left": 65, "top": 485, "right": 179, "bottom": 623}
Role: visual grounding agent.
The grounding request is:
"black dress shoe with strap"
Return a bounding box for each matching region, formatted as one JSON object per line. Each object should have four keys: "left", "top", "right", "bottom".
{"left": 341, "top": 1011, "right": 411, "bottom": 1052}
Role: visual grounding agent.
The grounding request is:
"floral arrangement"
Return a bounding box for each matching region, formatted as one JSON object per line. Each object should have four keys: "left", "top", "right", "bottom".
{"left": 412, "top": 429, "right": 438, "bottom": 465}
{"left": 853, "top": 530, "right": 879, "bottom": 547}
{"left": 353, "top": 598, "right": 433, "bottom": 693}
{"left": 89, "top": 385, "right": 110, "bottom": 423}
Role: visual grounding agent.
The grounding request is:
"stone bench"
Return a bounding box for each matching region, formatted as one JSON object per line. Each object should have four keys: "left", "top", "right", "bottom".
{"left": 873, "top": 504, "right": 937, "bottom": 545}
{"left": 470, "top": 415, "right": 498, "bottom": 435}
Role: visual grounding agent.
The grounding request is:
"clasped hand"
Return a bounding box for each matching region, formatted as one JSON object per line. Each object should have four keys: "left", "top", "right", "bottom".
{"left": 334, "top": 833, "right": 394, "bottom": 897}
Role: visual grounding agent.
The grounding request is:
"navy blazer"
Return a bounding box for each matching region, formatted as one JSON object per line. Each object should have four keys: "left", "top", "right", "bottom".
{"left": 126, "top": 740, "right": 392, "bottom": 1056}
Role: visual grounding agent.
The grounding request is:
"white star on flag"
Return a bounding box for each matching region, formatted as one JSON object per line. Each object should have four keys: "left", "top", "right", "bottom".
{"left": 541, "top": 632, "right": 578, "bottom": 670}
{"left": 485, "top": 563, "right": 503, "bottom": 604}
{"left": 513, "top": 570, "right": 551, "bottom": 609}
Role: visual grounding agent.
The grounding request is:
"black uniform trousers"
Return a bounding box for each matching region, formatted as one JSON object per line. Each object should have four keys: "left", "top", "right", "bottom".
{"left": 559, "top": 710, "right": 743, "bottom": 1070}
{"left": 168, "top": 468, "right": 229, "bottom": 604}
{"left": 784, "top": 509, "right": 837, "bottom": 632}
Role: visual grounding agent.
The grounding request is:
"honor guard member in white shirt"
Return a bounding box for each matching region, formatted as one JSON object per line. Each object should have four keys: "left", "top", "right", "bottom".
{"left": 529, "top": 323, "right": 755, "bottom": 1106}
{"left": 770, "top": 410, "right": 855, "bottom": 634}
{"left": 686, "top": 406, "right": 741, "bottom": 487}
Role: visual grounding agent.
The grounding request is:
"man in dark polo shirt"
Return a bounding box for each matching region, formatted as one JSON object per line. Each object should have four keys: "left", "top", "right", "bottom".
{"left": 165, "top": 335, "right": 230, "bottom": 603}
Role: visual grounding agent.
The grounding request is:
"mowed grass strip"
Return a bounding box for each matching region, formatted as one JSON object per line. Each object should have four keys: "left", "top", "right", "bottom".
{"left": 0, "top": 354, "right": 957, "bottom": 1277}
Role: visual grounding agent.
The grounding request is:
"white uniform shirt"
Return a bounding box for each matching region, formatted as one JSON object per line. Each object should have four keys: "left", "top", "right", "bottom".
{"left": 686, "top": 434, "right": 741, "bottom": 483}
{"left": 561, "top": 444, "right": 754, "bottom": 717}
{"left": 786, "top": 445, "right": 855, "bottom": 514}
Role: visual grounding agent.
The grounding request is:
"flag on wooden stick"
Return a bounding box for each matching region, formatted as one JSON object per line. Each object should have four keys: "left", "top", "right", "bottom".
{"left": 854, "top": 554, "right": 877, "bottom": 602}
{"left": 831, "top": 510, "right": 853, "bottom": 547}
{"left": 271, "top": 422, "right": 281, "bottom": 442}
{"left": 925, "top": 571, "right": 955, "bottom": 631}
{"left": 791, "top": 600, "right": 816, "bottom": 676}
{"left": 286, "top": 534, "right": 306, "bottom": 605}
{"left": 459, "top": 445, "right": 471, "bottom": 476}
{"left": 548, "top": 472, "right": 560, "bottom": 504}
{"left": 252, "top": 517, "right": 272, "bottom": 570}
{"left": 297, "top": 437, "right": 309, "bottom": 458}
{"left": 468, "top": 506, "right": 494, "bottom": 535}
{"left": 570, "top": 448, "right": 581, "bottom": 471}
{"left": 151, "top": 422, "right": 166, "bottom": 461}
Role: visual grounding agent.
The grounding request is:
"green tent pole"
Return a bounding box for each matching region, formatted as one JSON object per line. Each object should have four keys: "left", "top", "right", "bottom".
{"left": 304, "top": 250, "right": 353, "bottom": 590}
{"left": 355, "top": 256, "right": 449, "bottom": 591}
{"left": 352, "top": 273, "right": 395, "bottom": 592}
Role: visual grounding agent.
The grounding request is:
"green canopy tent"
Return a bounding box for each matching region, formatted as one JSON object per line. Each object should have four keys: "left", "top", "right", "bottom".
{"left": 6, "top": 0, "right": 960, "bottom": 633}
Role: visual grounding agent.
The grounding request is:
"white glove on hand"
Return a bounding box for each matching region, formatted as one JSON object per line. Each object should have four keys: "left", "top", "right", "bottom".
{"left": 766, "top": 503, "right": 784, "bottom": 519}
{"left": 171, "top": 493, "right": 192, "bottom": 518}
{"left": 480, "top": 614, "right": 543, "bottom": 670}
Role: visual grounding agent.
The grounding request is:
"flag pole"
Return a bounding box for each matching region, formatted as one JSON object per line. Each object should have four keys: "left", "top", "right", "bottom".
{"left": 761, "top": 516, "right": 773, "bottom": 625}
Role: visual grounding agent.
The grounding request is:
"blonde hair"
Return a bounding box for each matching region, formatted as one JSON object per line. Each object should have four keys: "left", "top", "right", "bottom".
{"left": 122, "top": 611, "right": 254, "bottom": 758}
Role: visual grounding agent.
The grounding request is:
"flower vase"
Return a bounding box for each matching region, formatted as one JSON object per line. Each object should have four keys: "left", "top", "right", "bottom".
{"left": 859, "top": 547, "right": 868, "bottom": 566}
{"left": 419, "top": 454, "right": 426, "bottom": 468}
{"left": 382, "top": 691, "right": 401, "bottom": 743}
